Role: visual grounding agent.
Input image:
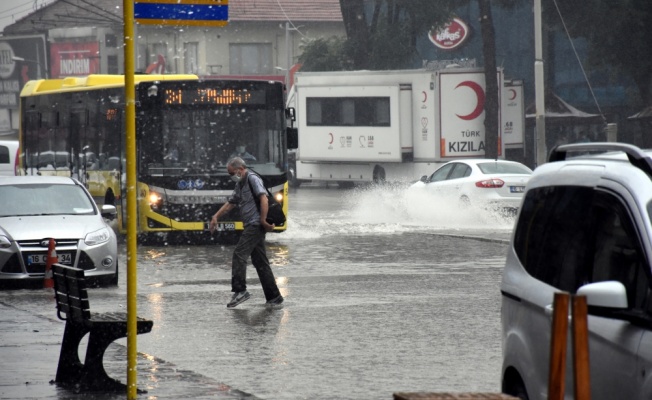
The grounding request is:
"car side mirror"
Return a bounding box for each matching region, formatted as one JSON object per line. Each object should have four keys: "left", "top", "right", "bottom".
{"left": 101, "top": 204, "right": 117, "bottom": 221}
{"left": 420, "top": 175, "right": 428, "bottom": 183}
{"left": 577, "top": 280, "right": 628, "bottom": 309}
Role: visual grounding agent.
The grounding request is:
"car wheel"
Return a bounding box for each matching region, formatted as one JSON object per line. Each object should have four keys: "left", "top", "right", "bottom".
{"left": 373, "top": 165, "right": 386, "bottom": 184}
{"left": 109, "top": 261, "right": 119, "bottom": 286}
{"left": 502, "top": 370, "right": 529, "bottom": 400}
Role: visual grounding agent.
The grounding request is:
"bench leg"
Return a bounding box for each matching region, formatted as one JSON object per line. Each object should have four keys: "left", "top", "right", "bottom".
{"left": 55, "top": 322, "right": 89, "bottom": 387}
{"left": 78, "top": 326, "right": 128, "bottom": 392}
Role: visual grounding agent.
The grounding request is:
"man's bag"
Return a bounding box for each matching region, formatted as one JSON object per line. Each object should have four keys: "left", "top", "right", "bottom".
{"left": 248, "top": 176, "right": 286, "bottom": 227}
{"left": 266, "top": 196, "right": 286, "bottom": 226}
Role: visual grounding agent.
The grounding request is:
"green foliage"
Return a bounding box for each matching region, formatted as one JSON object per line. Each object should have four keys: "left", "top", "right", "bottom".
{"left": 298, "top": 36, "right": 351, "bottom": 71}
{"left": 300, "top": 0, "right": 459, "bottom": 71}
{"left": 547, "top": 0, "right": 652, "bottom": 105}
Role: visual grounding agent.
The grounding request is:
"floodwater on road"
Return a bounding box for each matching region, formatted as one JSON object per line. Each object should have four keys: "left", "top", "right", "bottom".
{"left": 130, "top": 184, "right": 516, "bottom": 399}
{"left": 2, "top": 183, "right": 517, "bottom": 399}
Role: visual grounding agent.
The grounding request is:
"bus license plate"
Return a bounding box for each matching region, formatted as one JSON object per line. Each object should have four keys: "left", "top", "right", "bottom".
{"left": 28, "top": 253, "right": 72, "bottom": 265}
{"left": 510, "top": 186, "right": 525, "bottom": 193}
{"left": 206, "top": 222, "right": 236, "bottom": 232}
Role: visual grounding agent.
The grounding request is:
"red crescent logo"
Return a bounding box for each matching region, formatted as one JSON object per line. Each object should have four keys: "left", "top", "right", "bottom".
{"left": 422, "top": 91, "right": 427, "bottom": 103}
{"left": 508, "top": 88, "right": 517, "bottom": 100}
{"left": 328, "top": 132, "right": 334, "bottom": 144}
{"left": 455, "top": 81, "right": 485, "bottom": 121}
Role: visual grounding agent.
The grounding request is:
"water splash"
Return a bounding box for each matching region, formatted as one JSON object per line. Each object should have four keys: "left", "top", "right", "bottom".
{"left": 278, "top": 185, "right": 516, "bottom": 241}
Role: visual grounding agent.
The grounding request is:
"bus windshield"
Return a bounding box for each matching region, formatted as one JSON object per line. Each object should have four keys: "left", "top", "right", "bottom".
{"left": 141, "top": 107, "right": 285, "bottom": 177}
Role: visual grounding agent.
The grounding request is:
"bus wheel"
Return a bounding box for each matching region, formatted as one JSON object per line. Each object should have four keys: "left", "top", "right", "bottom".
{"left": 373, "top": 166, "right": 386, "bottom": 184}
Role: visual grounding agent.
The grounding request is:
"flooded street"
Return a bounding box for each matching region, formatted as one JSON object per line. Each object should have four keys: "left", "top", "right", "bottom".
{"left": 1, "top": 184, "right": 516, "bottom": 399}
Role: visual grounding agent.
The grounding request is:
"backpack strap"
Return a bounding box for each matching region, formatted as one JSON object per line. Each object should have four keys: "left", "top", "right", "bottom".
{"left": 247, "top": 172, "right": 273, "bottom": 213}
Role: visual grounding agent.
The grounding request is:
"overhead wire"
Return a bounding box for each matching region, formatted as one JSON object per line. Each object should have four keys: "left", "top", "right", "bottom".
{"left": 551, "top": 0, "right": 606, "bottom": 123}
{"left": 274, "top": 0, "right": 306, "bottom": 38}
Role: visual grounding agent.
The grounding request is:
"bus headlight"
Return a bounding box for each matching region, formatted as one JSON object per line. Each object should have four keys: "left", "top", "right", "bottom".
{"left": 149, "top": 190, "right": 163, "bottom": 210}
{"left": 274, "top": 191, "right": 284, "bottom": 205}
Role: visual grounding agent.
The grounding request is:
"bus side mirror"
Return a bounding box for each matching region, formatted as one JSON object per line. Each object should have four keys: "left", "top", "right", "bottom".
{"left": 287, "top": 127, "right": 298, "bottom": 150}
{"left": 286, "top": 107, "right": 296, "bottom": 122}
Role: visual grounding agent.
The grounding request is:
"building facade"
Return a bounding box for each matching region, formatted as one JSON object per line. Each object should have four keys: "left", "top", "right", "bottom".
{"left": 0, "top": 0, "right": 345, "bottom": 138}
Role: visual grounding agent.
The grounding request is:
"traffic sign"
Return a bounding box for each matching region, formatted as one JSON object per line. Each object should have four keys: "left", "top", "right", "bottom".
{"left": 134, "top": 0, "right": 228, "bottom": 27}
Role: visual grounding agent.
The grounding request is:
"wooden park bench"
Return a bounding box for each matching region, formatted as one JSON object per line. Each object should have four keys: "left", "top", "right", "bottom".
{"left": 52, "top": 264, "right": 153, "bottom": 392}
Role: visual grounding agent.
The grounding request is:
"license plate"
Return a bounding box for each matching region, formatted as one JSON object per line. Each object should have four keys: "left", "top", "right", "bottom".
{"left": 510, "top": 186, "right": 525, "bottom": 193}
{"left": 28, "top": 253, "right": 72, "bottom": 265}
{"left": 205, "top": 222, "right": 236, "bottom": 232}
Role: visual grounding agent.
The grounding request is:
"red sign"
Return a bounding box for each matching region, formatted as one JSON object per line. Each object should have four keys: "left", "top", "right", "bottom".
{"left": 50, "top": 42, "right": 100, "bottom": 78}
{"left": 428, "top": 18, "right": 470, "bottom": 50}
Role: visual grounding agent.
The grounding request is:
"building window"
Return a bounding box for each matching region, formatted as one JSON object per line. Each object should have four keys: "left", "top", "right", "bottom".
{"left": 229, "top": 43, "right": 272, "bottom": 75}
{"left": 105, "top": 34, "right": 117, "bottom": 48}
{"left": 107, "top": 55, "right": 118, "bottom": 74}
{"left": 184, "top": 42, "right": 199, "bottom": 74}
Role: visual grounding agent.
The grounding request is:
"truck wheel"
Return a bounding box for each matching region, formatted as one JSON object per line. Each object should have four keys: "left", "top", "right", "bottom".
{"left": 373, "top": 166, "right": 386, "bottom": 184}
{"left": 288, "top": 167, "right": 301, "bottom": 188}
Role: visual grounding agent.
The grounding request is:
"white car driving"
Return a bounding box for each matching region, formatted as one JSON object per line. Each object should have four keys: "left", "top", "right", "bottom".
{"left": 407, "top": 159, "right": 532, "bottom": 215}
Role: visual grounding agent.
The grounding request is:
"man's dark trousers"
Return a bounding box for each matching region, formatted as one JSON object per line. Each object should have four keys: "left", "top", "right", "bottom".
{"left": 231, "top": 224, "right": 281, "bottom": 301}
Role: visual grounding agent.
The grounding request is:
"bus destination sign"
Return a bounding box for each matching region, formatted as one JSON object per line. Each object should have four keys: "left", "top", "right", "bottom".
{"left": 163, "top": 88, "right": 264, "bottom": 105}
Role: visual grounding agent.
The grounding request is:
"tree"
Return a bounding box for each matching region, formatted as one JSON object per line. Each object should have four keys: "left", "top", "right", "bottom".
{"left": 478, "top": 0, "right": 499, "bottom": 159}
{"left": 300, "top": 1, "right": 458, "bottom": 71}
{"left": 547, "top": 0, "right": 652, "bottom": 107}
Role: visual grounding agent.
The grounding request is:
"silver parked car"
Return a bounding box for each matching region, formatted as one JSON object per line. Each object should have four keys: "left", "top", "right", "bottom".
{"left": 0, "top": 176, "right": 118, "bottom": 287}
{"left": 502, "top": 143, "right": 652, "bottom": 400}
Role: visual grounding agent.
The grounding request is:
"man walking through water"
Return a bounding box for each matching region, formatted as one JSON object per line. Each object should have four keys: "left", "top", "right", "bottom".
{"left": 209, "top": 157, "right": 284, "bottom": 308}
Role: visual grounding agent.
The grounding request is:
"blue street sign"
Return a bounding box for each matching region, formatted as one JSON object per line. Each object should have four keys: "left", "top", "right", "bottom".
{"left": 135, "top": 0, "right": 228, "bottom": 27}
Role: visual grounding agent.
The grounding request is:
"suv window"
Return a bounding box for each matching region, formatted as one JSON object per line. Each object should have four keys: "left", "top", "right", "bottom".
{"left": 514, "top": 185, "right": 649, "bottom": 307}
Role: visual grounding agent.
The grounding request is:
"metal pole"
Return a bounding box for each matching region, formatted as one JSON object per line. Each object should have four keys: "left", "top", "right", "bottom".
{"left": 534, "top": 0, "right": 547, "bottom": 166}
{"left": 285, "top": 22, "right": 291, "bottom": 87}
{"left": 122, "top": 1, "right": 139, "bottom": 398}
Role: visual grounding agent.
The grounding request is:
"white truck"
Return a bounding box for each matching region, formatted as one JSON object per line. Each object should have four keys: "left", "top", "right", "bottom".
{"left": 286, "top": 67, "right": 524, "bottom": 186}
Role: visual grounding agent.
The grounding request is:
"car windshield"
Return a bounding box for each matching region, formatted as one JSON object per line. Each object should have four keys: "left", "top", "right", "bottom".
{"left": 0, "top": 184, "right": 96, "bottom": 217}
{"left": 477, "top": 162, "right": 532, "bottom": 175}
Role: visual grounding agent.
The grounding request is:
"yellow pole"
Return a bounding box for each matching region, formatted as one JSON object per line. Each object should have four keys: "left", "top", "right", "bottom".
{"left": 123, "top": 1, "right": 139, "bottom": 398}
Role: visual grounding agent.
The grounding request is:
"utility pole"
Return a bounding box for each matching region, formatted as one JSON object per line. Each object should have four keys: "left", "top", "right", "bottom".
{"left": 534, "top": 0, "right": 547, "bottom": 166}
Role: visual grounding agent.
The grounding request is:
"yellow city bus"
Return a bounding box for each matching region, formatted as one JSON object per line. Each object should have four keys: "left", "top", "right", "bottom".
{"left": 18, "top": 74, "right": 290, "bottom": 242}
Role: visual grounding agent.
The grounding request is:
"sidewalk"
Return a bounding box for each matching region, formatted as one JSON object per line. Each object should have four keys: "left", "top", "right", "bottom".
{"left": 0, "top": 301, "right": 258, "bottom": 399}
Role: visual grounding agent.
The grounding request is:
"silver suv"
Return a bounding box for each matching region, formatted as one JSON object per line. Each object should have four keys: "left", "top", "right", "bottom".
{"left": 501, "top": 143, "right": 652, "bottom": 400}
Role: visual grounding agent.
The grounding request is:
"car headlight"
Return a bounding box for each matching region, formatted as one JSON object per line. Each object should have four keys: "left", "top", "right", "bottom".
{"left": 0, "top": 235, "right": 11, "bottom": 249}
{"left": 84, "top": 227, "right": 111, "bottom": 246}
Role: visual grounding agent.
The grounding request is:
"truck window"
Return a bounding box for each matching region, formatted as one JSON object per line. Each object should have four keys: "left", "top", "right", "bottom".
{"left": 306, "top": 97, "right": 391, "bottom": 127}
